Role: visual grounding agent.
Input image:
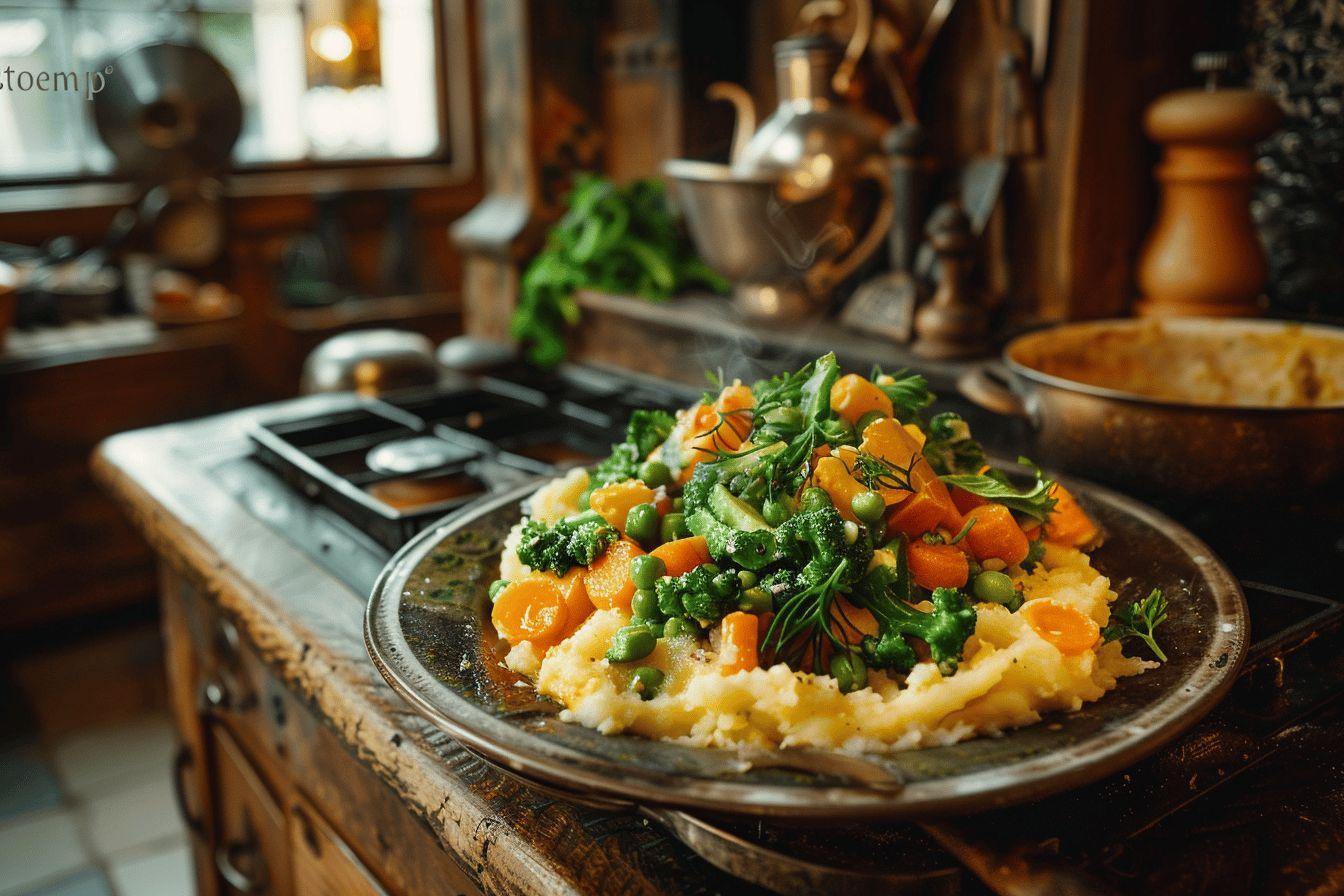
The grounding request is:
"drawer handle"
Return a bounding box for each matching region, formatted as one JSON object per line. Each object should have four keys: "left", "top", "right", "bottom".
{"left": 216, "top": 839, "right": 268, "bottom": 894}
{"left": 171, "top": 745, "right": 206, "bottom": 838}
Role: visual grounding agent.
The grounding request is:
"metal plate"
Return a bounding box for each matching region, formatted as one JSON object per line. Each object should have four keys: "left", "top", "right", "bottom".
{"left": 366, "top": 477, "right": 1247, "bottom": 821}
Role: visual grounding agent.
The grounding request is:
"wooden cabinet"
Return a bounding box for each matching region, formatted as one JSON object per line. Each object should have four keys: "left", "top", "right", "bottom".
{"left": 211, "top": 726, "right": 292, "bottom": 896}
{"left": 160, "top": 566, "right": 483, "bottom": 896}
{"left": 289, "top": 797, "right": 389, "bottom": 896}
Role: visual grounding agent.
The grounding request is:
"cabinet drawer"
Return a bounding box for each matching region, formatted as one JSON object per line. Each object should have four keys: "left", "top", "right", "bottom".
{"left": 210, "top": 725, "right": 293, "bottom": 896}
{"left": 289, "top": 794, "right": 390, "bottom": 896}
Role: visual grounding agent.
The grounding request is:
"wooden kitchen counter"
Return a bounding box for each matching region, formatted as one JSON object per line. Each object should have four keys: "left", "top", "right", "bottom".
{"left": 93, "top": 394, "right": 761, "bottom": 896}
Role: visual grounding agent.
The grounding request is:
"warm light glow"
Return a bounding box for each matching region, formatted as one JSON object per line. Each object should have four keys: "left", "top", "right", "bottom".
{"left": 310, "top": 22, "right": 354, "bottom": 63}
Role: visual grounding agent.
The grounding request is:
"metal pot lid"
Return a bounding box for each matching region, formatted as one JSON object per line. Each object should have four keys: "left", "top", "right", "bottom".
{"left": 93, "top": 41, "right": 242, "bottom": 175}
{"left": 366, "top": 473, "right": 1248, "bottom": 821}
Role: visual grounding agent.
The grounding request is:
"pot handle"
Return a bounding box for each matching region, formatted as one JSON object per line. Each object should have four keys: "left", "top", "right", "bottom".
{"left": 958, "top": 364, "right": 1029, "bottom": 419}
{"left": 805, "top": 155, "right": 895, "bottom": 299}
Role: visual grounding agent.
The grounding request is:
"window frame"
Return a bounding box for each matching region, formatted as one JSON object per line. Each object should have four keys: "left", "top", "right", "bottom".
{"left": 0, "top": 0, "right": 474, "bottom": 189}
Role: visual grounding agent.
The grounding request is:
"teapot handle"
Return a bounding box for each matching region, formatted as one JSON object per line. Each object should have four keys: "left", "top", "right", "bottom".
{"left": 833, "top": 0, "right": 873, "bottom": 96}
{"left": 705, "top": 82, "right": 756, "bottom": 166}
{"left": 805, "top": 155, "right": 894, "bottom": 299}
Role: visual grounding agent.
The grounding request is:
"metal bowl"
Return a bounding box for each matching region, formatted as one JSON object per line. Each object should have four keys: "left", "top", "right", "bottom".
{"left": 960, "top": 318, "right": 1344, "bottom": 500}
{"left": 367, "top": 474, "right": 1246, "bottom": 822}
{"left": 300, "top": 329, "right": 438, "bottom": 396}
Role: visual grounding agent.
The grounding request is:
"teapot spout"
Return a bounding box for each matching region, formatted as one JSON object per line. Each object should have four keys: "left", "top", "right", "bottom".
{"left": 706, "top": 82, "right": 756, "bottom": 166}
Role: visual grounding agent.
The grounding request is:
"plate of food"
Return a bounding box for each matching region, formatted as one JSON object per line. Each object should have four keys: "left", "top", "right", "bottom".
{"left": 366, "top": 353, "right": 1246, "bottom": 820}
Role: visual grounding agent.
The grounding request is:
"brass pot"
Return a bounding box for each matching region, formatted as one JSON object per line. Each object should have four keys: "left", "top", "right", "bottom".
{"left": 959, "top": 318, "right": 1344, "bottom": 500}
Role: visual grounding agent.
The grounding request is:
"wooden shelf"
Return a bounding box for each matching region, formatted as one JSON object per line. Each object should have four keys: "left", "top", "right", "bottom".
{"left": 270, "top": 292, "right": 461, "bottom": 334}
{"left": 0, "top": 315, "right": 240, "bottom": 376}
{"left": 572, "top": 290, "right": 983, "bottom": 392}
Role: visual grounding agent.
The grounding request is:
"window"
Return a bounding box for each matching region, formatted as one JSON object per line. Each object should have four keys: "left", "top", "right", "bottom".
{"left": 0, "top": 0, "right": 445, "bottom": 182}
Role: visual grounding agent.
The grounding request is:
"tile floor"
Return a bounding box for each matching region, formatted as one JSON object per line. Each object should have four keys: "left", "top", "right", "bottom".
{"left": 0, "top": 626, "right": 192, "bottom": 896}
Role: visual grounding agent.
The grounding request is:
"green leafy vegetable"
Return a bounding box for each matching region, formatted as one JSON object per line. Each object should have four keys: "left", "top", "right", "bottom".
{"left": 870, "top": 366, "right": 935, "bottom": 420}
{"left": 923, "top": 411, "right": 987, "bottom": 476}
{"left": 515, "top": 511, "right": 617, "bottom": 576}
{"left": 511, "top": 174, "right": 729, "bottom": 367}
{"left": 940, "top": 468, "right": 1058, "bottom": 522}
{"left": 589, "top": 409, "right": 676, "bottom": 490}
{"left": 1101, "top": 589, "right": 1169, "bottom": 662}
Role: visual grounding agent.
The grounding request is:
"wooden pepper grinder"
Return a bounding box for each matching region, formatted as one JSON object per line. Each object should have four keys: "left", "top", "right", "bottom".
{"left": 913, "top": 202, "right": 988, "bottom": 359}
{"left": 1136, "top": 52, "right": 1283, "bottom": 317}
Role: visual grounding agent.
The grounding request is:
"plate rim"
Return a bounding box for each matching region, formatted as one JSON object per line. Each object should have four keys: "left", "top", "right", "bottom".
{"left": 365, "top": 474, "right": 1248, "bottom": 820}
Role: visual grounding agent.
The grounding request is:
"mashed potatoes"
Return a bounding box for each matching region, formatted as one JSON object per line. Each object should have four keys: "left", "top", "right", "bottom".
{"left": 501, "top": 475, "right": 1150, "bottom": 752}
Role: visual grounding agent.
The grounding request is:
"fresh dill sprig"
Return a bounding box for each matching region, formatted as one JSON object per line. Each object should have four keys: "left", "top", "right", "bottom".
{"left": 1101, "top": 589, "right": 1169, "bottom": 662}
{"left": 849, "top": 451, "right": 917, "bottom": 495}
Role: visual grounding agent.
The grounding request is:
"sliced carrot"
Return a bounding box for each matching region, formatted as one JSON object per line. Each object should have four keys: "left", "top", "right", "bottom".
{"left": 589, "top": 480, "right": 657, "bottom": 532}
{"left": 583, "top": 538, "right": 644, "bottom": 613}
{"left": 1044, "top": 484, "right": 1099, "bottom": 548}
{"left": 813, "top": 455, "right": 869, "bottom": 523}
{"left": 556, "top": 568, "right": 593, "bottom": 636}
{"left": 907, "top": 540, "right": 970, "bottom": 590}
{"left": 650, "top": 535, "right": 711, "bottom": 578}
{"left": 962, "top": 503, "right": 1031, "bottom": 567}
{"left": 714, "top": 383, "right": 755, "bottom": 441}
{"left": 719, "top": 611, "right": 759, "bottom": 674}
{"left": 829, "top": 374, "right": 893, "bottom": 425}
{"left": 886, "top": 489, "right": 961, "bottom": 539}
{"left": 1022, "top": 600, "right": 1100, "bottom": 655}
{"left": 491, "top": 574, "right": 568, "bottom": 647}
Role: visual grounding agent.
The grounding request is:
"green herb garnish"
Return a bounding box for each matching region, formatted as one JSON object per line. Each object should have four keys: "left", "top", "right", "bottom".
{"left": 1101, "top": 589, "right": 1169, "bottom": 662}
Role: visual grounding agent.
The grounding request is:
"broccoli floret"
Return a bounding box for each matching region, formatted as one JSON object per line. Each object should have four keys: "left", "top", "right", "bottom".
{"left": 922, "top": 412, "right": 986, "bottom": 476}
{"left": 858, "top": 581, "right": 978, "bottom": 676}
{"left": 775, "top": 505, "right": 873, "bottom": 589}
{"left": 654, "top": 565, "right": 741, "bottom": 624}
{"left": 626, "top": 408, "right": 676, "bottom": 456}
{"left": 589, "top": 409, "right": 676, "bottom": 488}
{"left": 686, "top": 510, "right": 778, "bottom": 570}
{"left": 680, "top": 459, "right": 722, "bottom": 517}
{"left": 515, "top": 511, "right": 617, "bottom": 576}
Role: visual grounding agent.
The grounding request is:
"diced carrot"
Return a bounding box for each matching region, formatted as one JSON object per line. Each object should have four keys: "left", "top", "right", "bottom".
{"left": 677, "top": 387, "right": 754, "bottom": 484}
{"left": 907, "top": 540, "right": 970, "bottom": 590}
{"left": 1022, "top": 600, "right": 1100, "bottom": 655}
{"left": 556, "top": 568, "right": 593, "bottom": 636}
{"left": 813, "top": 455, "right": 869, "bottom": 523}
{"left": 491, "top": 574, "right": 568, "bottom": 647}
{"left": 1044, "top": 484, "right": 1099, "bottom": 548}
{"left": 650, "top": 535, "right": 711, "bottom": 578}
{"left": 962, "top": 503, "right": 1031, "bottom": 567}
{"left": 583, "top": 538, "right": 644, "bottom": 613}
{"left": 860, "top": 419, "right": 960, "bottom": 527}
{"left": 589, "top": 480, "right": 657, "bottom": 533}
{"left": 719, "top": 611, "right": 759, "bottom": 674}
{"left": 886, "top": 488, "right": 962, "bottom": 539}
{"left": 829, "top": 374, "right": 893, "bottom": 425}
{"left": 950, "top": 486, "right": 987, "bottom": 515}
{"left": 902, "top": 423, "right": 927, "bottom": 447}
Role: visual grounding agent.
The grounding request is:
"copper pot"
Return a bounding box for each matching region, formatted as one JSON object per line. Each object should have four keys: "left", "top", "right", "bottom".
{"left": 959, "top": 318, "right": 1344, "bottom": 500}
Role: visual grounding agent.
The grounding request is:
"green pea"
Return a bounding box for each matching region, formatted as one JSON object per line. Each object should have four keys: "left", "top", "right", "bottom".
{"left": 631, "top": 554, "right": 666, "bottom": 590}
{"left": 488, "top": 579, "right": 510, "bottom": 603}
{"left": 737, "top": 570, "right": 758, "bottom": 589}
{"left": 630, "top": 666, "right": 665, "bottom": 700}
{"left": 672, "top": 497, "right": 684, "bottom": 511}
{"left": 973, "top": 570, "right": 1019, "bottom": 606}
{"left": 645, "top": 620, "right": 665, "bottom": 639}
{"left": 830, "top": 651, "right": 869, "bottom": 693}
{"left": 800, "top": 487, "right": 832, "bottom": 512}
{"left": 851, "top": 490, "right": 886, "bottom": 525}
{"left": 624, "top": 503, "right": 659, "bottom": 546}
{"left": 660, "top": 512, "right": 689, "bottom": 543}
{"left": 637, "top": 460, "right": 672, "bottom": 488}
{"left": 701, "top": 563, "right": 721, "bottom": 577}
{"left": 662, "top": 617, "right": 697, "bottom": 640}
{"left": 738, "top": 586, "right": 772, "bottom": 613}
{"left": 762, "top": 498, "right": 792, "bottom": 527}
{"left": 606, "top": 625, "right": 657, "bottom": 663}
{"left": 631, "top": 588, "right": 661, "bottom": 620}
{"left": 855, "top": 410, "right": 887, "bottom": 434}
